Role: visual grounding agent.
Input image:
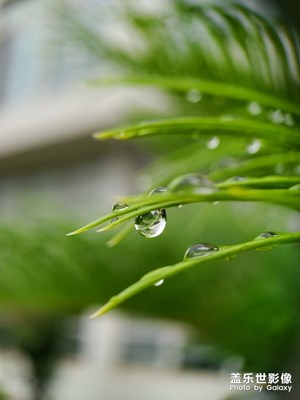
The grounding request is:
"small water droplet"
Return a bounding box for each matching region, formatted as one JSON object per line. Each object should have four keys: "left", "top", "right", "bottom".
{"left": 255, "top": 231, "right": 278, "bottom": 239}
{"left": 289, "top": 183, "right": 300, "bottom": 190}
{"left": 184, "top": 243, "right": 219, "bottom": 261}
{"left": 116, "top": 131, "right": 127, "bottom": 139}
{"left": 274, "top": 163, "right": 285, "bottom": 174}
{"left": 246, "top": 139, "right": 261, "bottom": 154}
{"left": 154, "top": 279, "right": 164, "bottom": 287}
{"left": 211, "top": 201, "right": 220, "bottom": 206}
{"left": 220, "top": 114, "right": 235, "bottom": 121}
{"left": 207, "top": 136, "right": 220, "bottom": 150}
{"left": 268, "top": 109, "right": 284, "bottom": 124}
{"left": 225, "top": 254, "right": 237, "bottom": 261}
{"left": 169, "top": 174, "right": 217, "bottom": 194}
{"left": 112, "top": 202, "right": 129, "bottom": 212}
{"left": 247, "top": 101, "right": 262, "bottom": 116}
{"left": 149, "top": 187, "right": 168, "bottom": 196}
{"left": 186, "top": 89, "right": 202, "bottom": 103}
{"left": 284, "top": 113, "right": 295, "bottom": 127}
{"left": 134, "top": 209, "right": 167, "bottom": 238}
{"left": 226, "top": 176, "right": 246, "bottom": 182}
{"left": 177, "top": 204, "right": 183, "bottom": 208}
{"left": 294, "top": 165, "right": 300, "bottom": 175}
{"left": 110, "top": 217, "right": 119, "bottom": 224}
{"left": 254, "top": 231, "right": 278, "bottom": 251}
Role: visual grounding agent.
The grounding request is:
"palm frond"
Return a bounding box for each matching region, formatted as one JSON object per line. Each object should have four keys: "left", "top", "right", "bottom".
{"left": 59, "top": 1, "right": 300, "bottom": 316}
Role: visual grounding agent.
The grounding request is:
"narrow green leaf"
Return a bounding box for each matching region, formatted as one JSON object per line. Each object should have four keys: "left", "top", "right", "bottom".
{"left": 90, "top": 231, "right": 300, "bottom": 317}
{"left": 93, "top": 117, "right": 300, "bottom": 148}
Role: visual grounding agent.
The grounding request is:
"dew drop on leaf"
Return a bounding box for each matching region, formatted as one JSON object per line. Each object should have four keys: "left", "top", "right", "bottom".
{"left": 268, "top": 109, "right": 284, "bottom": 124}
{"left": 134, "top": 209, "right": 167, "bottom": 238}
{"left": 112, "top": 202, "right": 129, "bottom": 212}
{"left": 169, "top": 174, "right": 217, "bottom": 194}
{"left": 247, "top": 101, "right": 262, "bottom": 116}
{"left": 246, "top": 139, "right": 261, "bottom": 154}
{"left": 274, "top": 163, "right": 285, "bottom": 174}
{"left": 154, "top": 279, "right": 164, "bottom": 287}
{"left": 226, "top": 176, "right": 246, "bottom": 182}
{"left": 149, "top": 187, "right": 168, "bottom": 196}
{"left": 186, "top": 89, "right": 202, "bottom": 103}
{"left": 284, "top": 113, "right": 295, "bottom": 127}
{"left": 254, "top": 231, "right": 278, "bottom": 251}
{"left": 207, "top": 136, "right": 220, "bottom": 150}
{"left": 255, "top": 232, "right": 278, "bottom": 239}
{"left": 110, "top": 217, "right": 119, "bottom": 224}
{"left": 184, "top": 243, "right": 219, "bottom": 261}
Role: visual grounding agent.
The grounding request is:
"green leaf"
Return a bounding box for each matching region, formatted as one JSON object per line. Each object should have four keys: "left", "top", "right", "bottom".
{"left": 90, "top": 231, "right": 300, "bottom": 318}
{"left": 93, "top": 117, "right": 300, "bottom": 148}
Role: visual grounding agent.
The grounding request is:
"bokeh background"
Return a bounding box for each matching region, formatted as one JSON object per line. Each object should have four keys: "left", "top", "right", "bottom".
{"left": 0, "top": 1, "right": 299, "bottom": 399}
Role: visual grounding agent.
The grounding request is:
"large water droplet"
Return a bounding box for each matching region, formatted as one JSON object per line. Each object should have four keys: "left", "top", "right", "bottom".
{"left": 154, "top": 279, "right": 164, "bottom": 287}
{"left": 247, "top": 102, "right": 262, "bottom": 116}
{"left": 269, "top": 109, "right": 284, "bottom": 124}
{"left": 246, "top": 139, "right": 261, "bottom": 154}
{"left": 169, "top": 174, "right": 217, "bottom": 194}
{"left": 112, "top": 202, "right": 129, "bottom": 212}
{"left": 184, "top": 243, "right": 219, "bottom": 261}
{"left": 149, "top": 187, "right": 168, "bottom": 196}
{"left": 134, "top": 209, "right": 167, "bottom": 238}
{"left": 186, "top": 89, "right": 202, "bottom": 103}
{"left": 254, "top": 231, "right": 278, "bottom": 251}
{"left": 207, "top": 136, "right": 220, "bottom": 150}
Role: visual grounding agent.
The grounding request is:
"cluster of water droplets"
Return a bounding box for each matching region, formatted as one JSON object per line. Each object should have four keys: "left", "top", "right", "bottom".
{"left": 134, "top": 187, "right": 167, "bottom": 238}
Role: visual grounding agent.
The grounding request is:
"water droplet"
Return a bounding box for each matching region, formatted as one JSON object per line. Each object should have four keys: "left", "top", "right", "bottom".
{"left": 254, "top": 231, "right": 278, "bottom": 251}
{"left": 177, "top": 204, "right": 183, "bottom": 208}
{"left": 220, "top": 114, "right": 235, "bottom": 121}
{"left": 154, "top": 279, "right": 164, "bottom": 287}
{"left": 274, "top": 163, "right": 285, "bottom": 174}
{"left": 268, "top": 109, "right": 284, "bottom": 124}
{"left": 289, "top": 184, "right": 300, "bottom": 190}
{"left": 169, "top": 174, "right": 217, "bottom": 194}
{"left": 294, "top": 165, "right": 300, "bottom": 175}
{"left": 186, "top": 89, "right": 202, "bottom": 103}
{"left": 112, "top": 202, "right": 129, "bottom": 212}
{"left": 225, "top": 254, "right": 237, "bottom": 261}
{"left": 255, "top": 231, "right": 278, "bottom": 240}
{"left": 207, "top": 136, "right": 220, "bottom": 150}
{"left": 211, "top": 201, "right": 220, "bottom": 206}
{"left": 247, "top": 101, "right": 262, "bottom": 116}
{"left": 226, "top": 176, "right": 246, "bottom": 182}
{"left": 149, "top": 187, "right": 168, "bottom": 196}
{"left": 110, "top": 217, "right": 119, "bottom": 224}
{"left": 284, "top": 113, "right": 295, "bottom": 127}
{"left": 184, "top": 243, "right": 219, "bottom": 261}
{"left": 134, "top": 209, "right": 167, "bottom": 238}
{"left": 246, "top": 139, "right": 261, "bottom": 154}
